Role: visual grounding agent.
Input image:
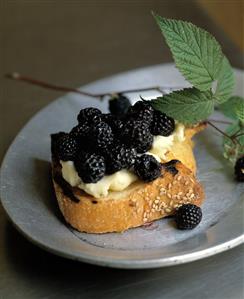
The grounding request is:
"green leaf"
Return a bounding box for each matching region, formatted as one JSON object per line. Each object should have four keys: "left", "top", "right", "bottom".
{"left": 151, "top": 88, "right": 214, "bottom": 124}
{"left": 153, "top": 13, "right": 224, "bottom": 91}
{"left": 223, "top": 121, "right": 244, "bottom": 163}
{"left": 214, "top": 57, "right": 235, "bottom": 104}
{"left": 219, "top": 96, "right": 244, "bottom": 120}
{"left": 235, "top": 100, "right": 244, "bottom": 122}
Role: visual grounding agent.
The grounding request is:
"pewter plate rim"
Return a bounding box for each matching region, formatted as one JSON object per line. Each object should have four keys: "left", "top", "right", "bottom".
{"left": 1, "top": 63, "right": 243, "bottom": 269}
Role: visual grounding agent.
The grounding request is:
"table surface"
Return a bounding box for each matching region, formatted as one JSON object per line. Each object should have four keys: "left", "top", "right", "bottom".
{"left": 0, "top": 1, "right": 243, "bottom": 298}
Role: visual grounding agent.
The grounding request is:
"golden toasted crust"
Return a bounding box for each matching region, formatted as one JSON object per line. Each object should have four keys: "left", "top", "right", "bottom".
{"left": 51, "top": 123, "right": 206, "bottom": 233}
{"left": 53, "top": 162, "right": 204, "bottom": 233}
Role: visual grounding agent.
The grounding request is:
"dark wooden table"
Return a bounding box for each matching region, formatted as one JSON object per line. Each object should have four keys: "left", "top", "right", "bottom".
{"left": 1, "top": 1, "right": 243, "bottom": 298}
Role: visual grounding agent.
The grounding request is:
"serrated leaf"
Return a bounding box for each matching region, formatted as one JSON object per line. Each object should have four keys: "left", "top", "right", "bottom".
{"left": 214, "top": 57, "right": 235, "bottom": 104}
{"left": 223, "top": 121, "right": 244, "bottom": 162}
{"left": 153, "top": 14, "right": 224, "bottom": 91}
{"left": 219, "top": 96, "right": 244, "bottom": 120}
{"left": 151, "top": 88, "right": 214, "bottom": 124}
{"left": 235, "top": 100, "right": 244, "bottom": 122}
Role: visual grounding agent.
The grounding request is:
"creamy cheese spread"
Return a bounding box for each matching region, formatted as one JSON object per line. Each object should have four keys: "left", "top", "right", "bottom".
{"left": 61, "top": 124, "right": 185, "bottom": 198}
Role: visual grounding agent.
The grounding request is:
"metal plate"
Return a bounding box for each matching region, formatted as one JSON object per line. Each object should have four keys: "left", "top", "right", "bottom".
{"left": 0, "top": 63, "right": 243, "bottom": 269}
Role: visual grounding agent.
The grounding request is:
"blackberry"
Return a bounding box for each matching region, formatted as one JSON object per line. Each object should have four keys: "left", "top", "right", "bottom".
{"left": 122, "top": 120, "right": 153, "bottom": 153}
{"left": 175, "top": 204, "right": 202, "bottom": 230}
{"left": 56, "top": 134, "right": 79, "bottom": 161}
{"left": 109, "top": 94, "right": 131, "bottom": 117}
{"left": 150, "top": 110, "right": 175, "bottom": 136}
{"left": 235, "top": 156, "right": 244, "bottom": 182}
{"left": 134, "top": 154, "right": 162, "bottom": 182}
{"left": 101, "top": 113, "right": 124, "bottom": 135}
{"left": 77, "top": 107, "right": 102, "bottom": 124}
{"left": 105, "top": 145, "right": 137, "bottom": 174}
{"left": 70, "top": 122, "right": 90, "bottom": 139}
{"left": 51, "top": 131, "right": 66, "bottom": 156}
{"left": 74, "top": 152, "right": 105, "bottom": 183}
{"left": 88, "top": 121, "right": 114, "bottom": 152}
{"left": 128, "top": 100, "right": 154, "bottom": 125}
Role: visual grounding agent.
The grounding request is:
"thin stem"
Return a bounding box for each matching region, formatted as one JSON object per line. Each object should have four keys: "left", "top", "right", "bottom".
{"left": 5, "top": 72, "right": 183, "bottom": 99}
{"left": 207, "top": 121, "right": 237, "bottom": 144}
{"left": 234, "top": 132, "right": 244, "bottom": 138}
{"left": 208, "top": 119, "right": 232, "bottom": 125}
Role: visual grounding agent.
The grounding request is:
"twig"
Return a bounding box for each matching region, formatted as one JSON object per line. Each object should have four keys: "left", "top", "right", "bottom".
{"left": 208, "top": 119, "right": 232, "bottom": 125}
{"left": 5, "top": 72, "right": 183, "bottom": 100}
{"left": 207, "top": 121, "right": 237, "bottom": 144}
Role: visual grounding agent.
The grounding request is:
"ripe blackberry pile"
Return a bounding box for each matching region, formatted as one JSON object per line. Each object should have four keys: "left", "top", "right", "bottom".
{"left": 52, "top": 100, "right": 175, "bottom": 184}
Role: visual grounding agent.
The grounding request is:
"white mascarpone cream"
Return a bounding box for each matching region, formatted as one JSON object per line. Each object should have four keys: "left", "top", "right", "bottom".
{"left": 61, "top": 124, "right": 185, "bottom": 198}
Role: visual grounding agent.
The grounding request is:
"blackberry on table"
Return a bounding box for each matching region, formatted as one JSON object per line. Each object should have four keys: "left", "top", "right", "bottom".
{"left": 128, "top": 100, "right": 154, "bottom": 125}
{"left": 134, "top": 154, "right": 162, "bottom": 182}
{"left": 122, "top": 120, "right": 153, "bottom": 153}
{"left": 175, "top": 204, "right": 202, "bottom": 230}
{"left": 56, "top": 134, "right": 79, "bottom": 161}
{"left": 77, "top": 107, "right": 102, "bottom": 124}
{"left": 150, "top": 110, "right": 175, "bottom": 136}
{"left": 235, "top": 156, "right": 244, "bottom": 182}
{"left": 105, "top": 145, "right": 137, "bottom": 174}
{"left": 74, "top": 152, "right": 105, "bottom": 183}
{"left": 88, "top": 121, "right": 114, "bottom": 152}
{"left": 109, "top": 94, "right": 131, "bottom": 117}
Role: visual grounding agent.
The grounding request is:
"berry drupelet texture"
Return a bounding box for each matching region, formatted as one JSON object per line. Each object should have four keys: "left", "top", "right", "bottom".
{"left": 128, "top": 100, "right": 154, "bottom": 125}
{"left": 150, "top": 110, "right": 175, "bottom": 136}
{"left": 175, "top": 204, "right": 202, "bottom": 230}
{"left": 235, "top": 156, "right": 244, "bottom": 182}
{"left": 122, "top": 120, "right": 153, "bottom": 153}
{"left": 56, "top": 134, "right": 79, "bottom": 161}
{"left": 77, "top": 107, "right": 102, "bottom": 124}
{"left": 105, "top": 145, "right": 137, "bottom": 174}
{"left": 109, "top": 94, "right": 131, "bottom": 117}
{"left": 134, "top": 154, "right": 162, "bottom": 182}
{"left": 74, "top": 152, "right": 106, "bottom": 183}
{"left": 88, "top": 121, "right": 114, "bottom": 152}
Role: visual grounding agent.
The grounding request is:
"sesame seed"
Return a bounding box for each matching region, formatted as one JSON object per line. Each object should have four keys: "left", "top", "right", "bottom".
{"left": 173, "top": 181, "right": 177, "bottom": 185}
{"left": 155, "top": 199, "right": 160, "bottom": 204}
{"left": 178, "top": 191, "right": 183, "bottom": 196}
{"left": 167, "top": 193, "right": 172, "bottom": 199}
{"left": 168, "top": 183, "right": 172, "bottom": 189}
{"left": 160, "top": 188, "right": 166, "bottom": 193}
{"left": 185, "top": 181, "right": 189, "bottom": 186}
{"left": 190, "top": 193, "right": 195, "bottom": 199}
{"left": 165, "top": 208, "right": 172, "bottom": 213}
{"left": 183, "top": 196, "right": 188, "bottom": 200}
{"left": 143, "top": 212, "right": 147, "bottom": 218}
{"left": 152, "top": 204, "right": 156, "bottom": 208}
{"left": 143, "top": 217, "right": 148, "bottom": 222}
{"left": 174, "top": 204, "right": 179, "bottom": 208}
{"left": 170, "top": 200, "right": 173, "bottom": 206}
{"left": 176, "top": 195, "right": 181, "bottom": 200}
{"left": 177, "top": 175, "right": 182, "bottom": 181}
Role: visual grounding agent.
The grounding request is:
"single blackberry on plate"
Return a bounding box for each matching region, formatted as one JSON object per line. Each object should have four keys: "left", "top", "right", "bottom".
{"left": 56, "top": 134, "right": 79, "bottom": 161}
{"left": 128, "top": 100, "right": 154, "bottom": 125}
{"left": 134, "top": 154, "right": 162, "bottom": 182}
{"left": 77, "top": 107, "right": 102, "bottom": 124}
{"left": 105, "top": 145, "right": 137, "bottom": 174}
{"left": 235, "top": 156, "right": 244, "bottom": 182}
{"left": 74, "top": 152, "right": 105, "bottom": 183}
{"left": 122, "top": 120, "right": 153, "bottom": 153}
{"left": 150, "top": 110, "right": 175, "bottom": 136}
{"left": 51, "top": 131, "right": 66, "bottom": 156}
{"left": 175, "top": 204, "right": 202, "bottom": 230}
{"left": 88, "top": 121, "right": 114, "bottom": 151}
{"left": 109, "top": 94, "right": 131, "bottom": 117}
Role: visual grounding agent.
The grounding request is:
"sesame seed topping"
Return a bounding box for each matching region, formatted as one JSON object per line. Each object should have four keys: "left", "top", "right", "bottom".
{"left": 177, "top": 175, "right": 182, "bottom": 181}
{"left": 168, "top": 183, "right": 172, "bottom": 189}
{"left": 167, "top": 193, "right": 172, "bottom": 198}
{"left": 173, "top": 181, "right": 177, "bottom": 185}
{"left": 178, "top": 191, "right": 183, "bottom": 196}
{"left": 165, "top": 208, "right": 172, "bottom": 213}
{"left": 143, "top": 217, "right": 148, "bottom": 222}
{"left": 176, "top": 195, "right": 181, "bottom": 200}
{"left": 190, "top": 193, "right": 195, "bottom": 199}
{"left": 184, "top": 181, "right": 189, "bottom": 186}
{"left": 174, "top": 204, "right": 179, "bottom": 208}
{"left": 160, "top": 187, "right": 166, "bottom": 193}
{"left": 155, "top": 199, "right": 160, "bottom": 204}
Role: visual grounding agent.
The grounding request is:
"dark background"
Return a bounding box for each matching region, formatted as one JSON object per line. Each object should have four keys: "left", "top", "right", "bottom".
{"left": 0, "top": 1, "right": 243, "bottom": 298}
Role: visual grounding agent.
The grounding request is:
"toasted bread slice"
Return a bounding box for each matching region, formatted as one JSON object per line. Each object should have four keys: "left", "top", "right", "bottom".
{"left": 52, "top": 124, "right": 205, "bottom": 233}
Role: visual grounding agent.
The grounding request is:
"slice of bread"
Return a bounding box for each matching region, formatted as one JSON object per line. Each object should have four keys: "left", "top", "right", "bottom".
{"left": 52, "top": 124, "right": 205, "bottom": 233}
